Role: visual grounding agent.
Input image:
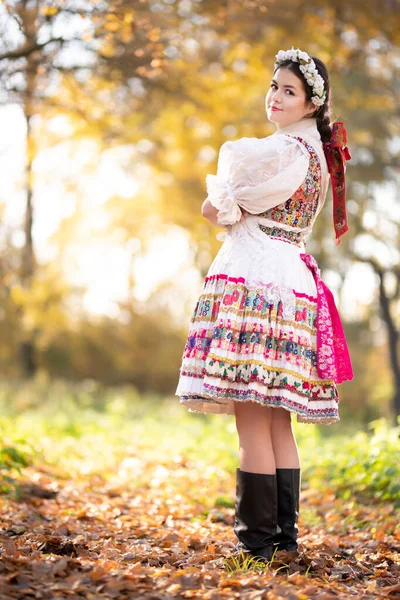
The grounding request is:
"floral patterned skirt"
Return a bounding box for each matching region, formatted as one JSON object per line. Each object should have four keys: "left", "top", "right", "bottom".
{"left": 175, "top": 216, "right": 341, "bottom": 424}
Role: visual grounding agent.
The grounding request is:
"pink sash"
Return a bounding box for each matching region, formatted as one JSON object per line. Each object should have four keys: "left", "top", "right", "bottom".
{"left": 300, "top": 253, "right": 354, "bottom": 384}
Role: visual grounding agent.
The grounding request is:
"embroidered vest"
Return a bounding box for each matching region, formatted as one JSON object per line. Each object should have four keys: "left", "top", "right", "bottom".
{"left": 257, "top": 135, "right": 321, "bottom": 247}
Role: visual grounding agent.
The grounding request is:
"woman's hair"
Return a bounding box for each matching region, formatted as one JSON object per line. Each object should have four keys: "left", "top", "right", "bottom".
{"left": 273, "top": 58, "right": 332, "bottom": 142}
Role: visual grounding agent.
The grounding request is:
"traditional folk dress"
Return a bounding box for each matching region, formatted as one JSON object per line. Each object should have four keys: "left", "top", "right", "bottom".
{"left": 175, "top": 116, "right": 353, "bottom": 424}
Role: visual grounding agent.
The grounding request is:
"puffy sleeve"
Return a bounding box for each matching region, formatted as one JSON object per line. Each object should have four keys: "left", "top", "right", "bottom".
{"left": 205, "top": 134, "right": 310, "bottom": 226}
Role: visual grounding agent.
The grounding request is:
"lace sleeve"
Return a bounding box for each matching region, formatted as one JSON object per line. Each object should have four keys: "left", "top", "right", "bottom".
{"left": 205, "top": 134, "right": 310, "bottom": 226}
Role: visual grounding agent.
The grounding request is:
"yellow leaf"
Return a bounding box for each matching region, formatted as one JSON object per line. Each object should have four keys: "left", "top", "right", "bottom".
{"left": 40, "top": 6, "right": 59, "bottom": 16}
{"left": 10, "top": 285, "right": 26, "bottom": 306}
{"left": 104, "top": 21, "right": 120, "bottom": 32}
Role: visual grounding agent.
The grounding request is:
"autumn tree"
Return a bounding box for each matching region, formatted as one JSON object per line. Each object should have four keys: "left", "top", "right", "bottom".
{"left": 0, "top": 0, "right": 185, "bottom": 376}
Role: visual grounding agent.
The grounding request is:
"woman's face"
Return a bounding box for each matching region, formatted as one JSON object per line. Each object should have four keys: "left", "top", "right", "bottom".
{"left": 265, "top": 67, "right": 316, "bottom": 129}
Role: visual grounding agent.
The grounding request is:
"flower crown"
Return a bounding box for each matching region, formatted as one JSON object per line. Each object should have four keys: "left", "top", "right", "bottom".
{"left": 274, "top": 47, "right": 327, "bottom": 107}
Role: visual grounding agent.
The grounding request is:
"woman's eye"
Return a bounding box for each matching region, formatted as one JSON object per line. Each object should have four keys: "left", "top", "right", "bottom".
{"left": 270, "top": 83, "right": 293, "bottom": 95}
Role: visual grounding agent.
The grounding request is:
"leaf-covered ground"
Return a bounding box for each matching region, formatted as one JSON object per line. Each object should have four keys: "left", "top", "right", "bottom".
{"left": 0, "top": 387, "right": 400, "bottom": 599}
{"left": 1, "top": 453, "right": 400, "bottom": 599}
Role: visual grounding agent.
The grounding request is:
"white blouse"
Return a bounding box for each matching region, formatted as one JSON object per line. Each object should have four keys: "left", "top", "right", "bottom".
{"left": 205, "top": 117, "right": 330, "bottom": 235}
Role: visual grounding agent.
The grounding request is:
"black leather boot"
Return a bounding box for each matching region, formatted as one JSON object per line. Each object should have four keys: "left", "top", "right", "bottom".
{"left": 233, "top": 468, "right": 278, "bottom": 561}
{"left": 273, "top": 467, "right": 301, "bottom": 552}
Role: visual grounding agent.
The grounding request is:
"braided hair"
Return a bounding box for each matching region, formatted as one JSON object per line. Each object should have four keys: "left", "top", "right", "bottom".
{"left": 273, "top": 57, "right": 332, "bottom": 142}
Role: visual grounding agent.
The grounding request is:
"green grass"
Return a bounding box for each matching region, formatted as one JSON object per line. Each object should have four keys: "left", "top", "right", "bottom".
{"left": 0, "top": 377, "right": 399, "bottom": 505}
{"left": 224, "top": 546, "right": 280, "bottom": 573}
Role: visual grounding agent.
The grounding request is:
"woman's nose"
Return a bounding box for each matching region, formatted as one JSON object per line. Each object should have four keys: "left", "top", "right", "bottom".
{"left": 272, "top": 90, "right": 282, "bottom": 102}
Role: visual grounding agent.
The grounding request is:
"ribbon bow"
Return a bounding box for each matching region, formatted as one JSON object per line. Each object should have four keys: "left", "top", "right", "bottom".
{"left": 322, "top": 122, "right": 351, "bottom": 246}
{"left": 300, "top": 252, "right": 354, "bottom": 384}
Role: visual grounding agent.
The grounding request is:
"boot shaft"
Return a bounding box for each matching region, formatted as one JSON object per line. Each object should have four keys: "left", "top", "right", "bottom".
{"left": 234, "top": 468, "right": 278, "bottom": 554}
{"left": 274, "top": 467, "right": 301, "bottom": 551}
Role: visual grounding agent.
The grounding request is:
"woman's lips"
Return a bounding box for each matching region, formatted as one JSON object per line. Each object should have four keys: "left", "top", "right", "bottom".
{"left": 270, "top": 106, "right": 282, "bottom": 111}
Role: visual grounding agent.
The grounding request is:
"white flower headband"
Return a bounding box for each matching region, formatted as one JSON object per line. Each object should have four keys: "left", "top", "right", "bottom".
{"left": 274, "top": 47, "right": 327, "bottom": 107}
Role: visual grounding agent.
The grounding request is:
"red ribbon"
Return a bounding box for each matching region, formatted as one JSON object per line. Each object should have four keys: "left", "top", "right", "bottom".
{"left": 322, "top": 122, "right": 351, "bottom": 246}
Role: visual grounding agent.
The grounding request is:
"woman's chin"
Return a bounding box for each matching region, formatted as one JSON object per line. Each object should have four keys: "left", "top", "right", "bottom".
{"left": 266, "top": 111, "right": 281, "bottom": 123}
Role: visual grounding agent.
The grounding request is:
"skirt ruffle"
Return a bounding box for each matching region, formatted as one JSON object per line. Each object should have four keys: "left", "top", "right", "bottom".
{"left": 175, "top": 216, "right": 340, "bottom": 424}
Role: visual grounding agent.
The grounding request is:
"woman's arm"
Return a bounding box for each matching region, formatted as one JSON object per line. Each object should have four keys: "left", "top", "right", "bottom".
{"left": 202, "top": 198, "right": 248, "bottom": 227}
{"left": 205, "top": 136, "right": 310, "bottom": 226}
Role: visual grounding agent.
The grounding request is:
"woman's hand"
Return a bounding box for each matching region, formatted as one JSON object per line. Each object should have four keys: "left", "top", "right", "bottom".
{"left": 201, "top": 199, "right": 250, "bottom": 226}
{"left": 201, "top": 198, "right": 222, "bottom": 227}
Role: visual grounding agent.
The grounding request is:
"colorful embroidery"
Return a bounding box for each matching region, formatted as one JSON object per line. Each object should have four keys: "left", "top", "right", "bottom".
{"left": 177, "top": 269, "right": 340, "bottom": 423}
{"left": 195, "top": 276, "right": 316, "bottom": 325}
{"left": 258, "top": 224, "right": 304, "bottom": 247}
{"left": 257, "top": 136, "right": 321, "bottom": 230}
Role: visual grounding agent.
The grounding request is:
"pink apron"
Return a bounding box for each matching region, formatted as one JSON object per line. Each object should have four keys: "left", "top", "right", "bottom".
{"left": 300, "top": 253, "right": 354, "bottom": 384}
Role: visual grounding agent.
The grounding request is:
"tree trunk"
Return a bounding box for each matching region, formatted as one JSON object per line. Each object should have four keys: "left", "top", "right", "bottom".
{"left": 19, "top": 5, "right": 38, "bottom": 378}
{"left": 378, "top": 270, "right": 400, "bottom": 425}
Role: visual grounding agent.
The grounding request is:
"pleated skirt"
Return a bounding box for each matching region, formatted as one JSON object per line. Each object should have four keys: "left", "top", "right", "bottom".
{"left": 175, "top": 216, "right": 339, "bottom": 424}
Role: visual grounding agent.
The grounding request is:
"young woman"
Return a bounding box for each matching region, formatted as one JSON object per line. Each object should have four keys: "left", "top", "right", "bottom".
{"left": 175, "top": 47, "right": 354, "bottom": 561}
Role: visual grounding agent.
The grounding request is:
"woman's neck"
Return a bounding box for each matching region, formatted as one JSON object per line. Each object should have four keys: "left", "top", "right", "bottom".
{"left": 273, "top": 116, "right": 319, "bottom": 138}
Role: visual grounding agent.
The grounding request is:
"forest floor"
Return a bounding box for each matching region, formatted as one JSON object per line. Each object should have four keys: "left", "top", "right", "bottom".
{"left": 1, "top": 451, "right": 400, "bottom": 600}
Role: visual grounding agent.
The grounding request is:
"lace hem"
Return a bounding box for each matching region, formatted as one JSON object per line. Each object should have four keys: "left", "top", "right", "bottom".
{"left": 179, "top": 394, "right": 339, "bottom": 424}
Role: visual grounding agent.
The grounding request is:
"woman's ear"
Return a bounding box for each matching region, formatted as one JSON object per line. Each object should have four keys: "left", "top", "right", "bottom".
{"left": 305, "top": 101, "right": 316, "bottom": 117}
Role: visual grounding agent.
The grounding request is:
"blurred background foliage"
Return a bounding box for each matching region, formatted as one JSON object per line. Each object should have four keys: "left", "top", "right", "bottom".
{"left": 0, "top": 0, "right": 399, "bottom": 431}
{"left": 1, "top": 381, "right": 399, "bottom": 507}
